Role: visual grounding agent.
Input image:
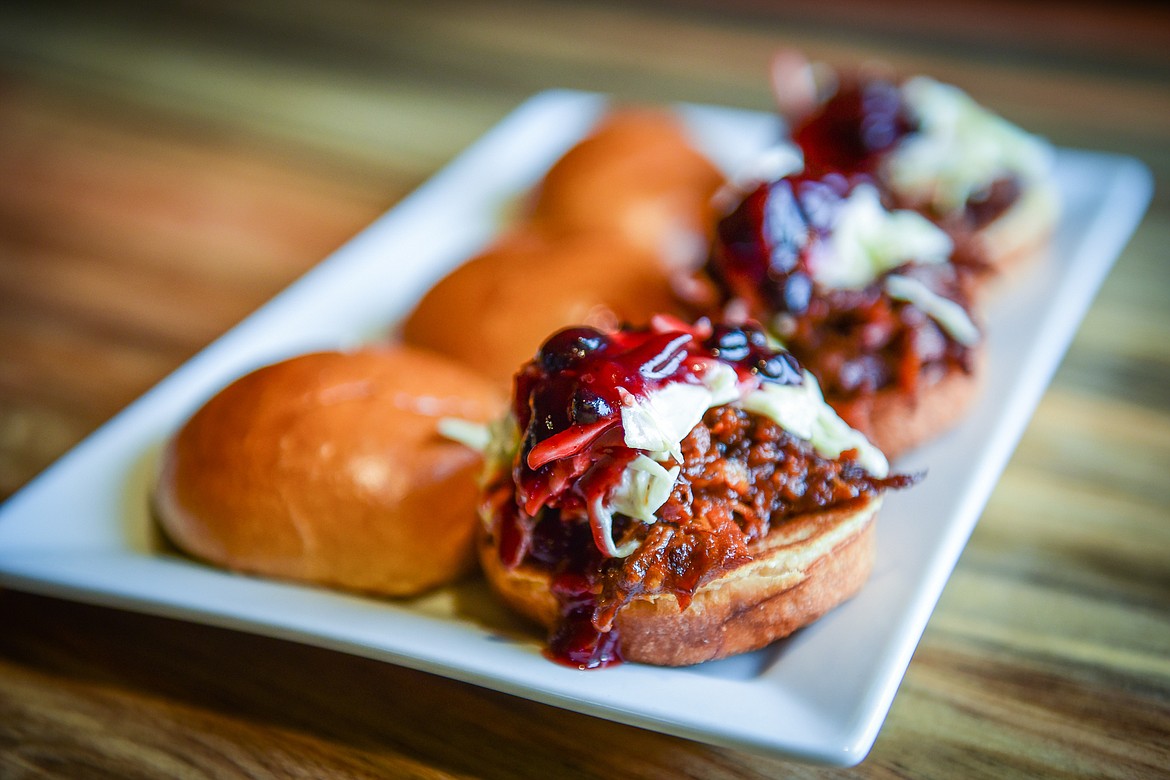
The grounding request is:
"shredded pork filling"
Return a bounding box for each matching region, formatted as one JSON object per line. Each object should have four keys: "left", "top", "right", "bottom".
{"left": 516, "top": 406, "right": 914, "bottom": 631}
{"left": 780, "top": 265, "right": 977, "bottom": 401}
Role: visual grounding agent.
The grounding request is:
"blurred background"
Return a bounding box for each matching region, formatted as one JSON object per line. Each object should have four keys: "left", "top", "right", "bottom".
{"left": 1, "top": 1, "right": 1167, "bottom": 777}
{"left": 1, "top": 0, "right": 1167, "bottom": 495}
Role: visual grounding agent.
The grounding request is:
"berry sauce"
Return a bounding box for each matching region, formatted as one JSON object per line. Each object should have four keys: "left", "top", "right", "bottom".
{"left": 793, "top": 76, "right": 916, "bottom": 179}
{"left": 708, "top": 173, "right": 854, "bottom": 317}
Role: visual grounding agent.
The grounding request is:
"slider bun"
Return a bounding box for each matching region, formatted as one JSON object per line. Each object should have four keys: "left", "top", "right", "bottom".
{"left": 528, "top": 108, "right": 725, "bottom": 264}
{"left": 401, "top": 231, "right": 686, "bottom": 387}
{"left": 478, "top": 498, "right": 881, "bottom": 666}
{"left": 154, "top": 347, "right": 502, "bottom": 596}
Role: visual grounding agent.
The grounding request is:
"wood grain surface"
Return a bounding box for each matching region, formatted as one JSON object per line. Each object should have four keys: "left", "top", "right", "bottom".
{"left": 2, "top": 0, "right": 1169, "bottom": 777}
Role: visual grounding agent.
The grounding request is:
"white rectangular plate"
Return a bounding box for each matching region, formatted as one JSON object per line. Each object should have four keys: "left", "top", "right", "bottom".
{"left": 0, "top": 90, "right": 1152, "bottom": 766}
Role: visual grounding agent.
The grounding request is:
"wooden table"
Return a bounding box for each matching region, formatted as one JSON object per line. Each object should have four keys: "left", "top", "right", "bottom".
{"left": 2, "top": 1, "right": 1168, "bottom": 776}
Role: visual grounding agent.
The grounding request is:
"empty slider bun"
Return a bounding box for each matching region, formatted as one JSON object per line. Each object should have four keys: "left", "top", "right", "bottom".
{"left": 154, "top": 346, "right": 503, "bottom": 596}
{"left": 401, "top": 231, "right": 686, "bottom": 388}
{"left": 527, "top": 108, "right": 725, "bottom": 267}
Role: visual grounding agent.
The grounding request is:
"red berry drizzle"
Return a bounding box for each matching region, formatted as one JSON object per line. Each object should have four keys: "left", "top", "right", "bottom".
{"left": 708, "top": 173, "right": 855, "bottom": 317}
{"left": 792, "top": 76, "right": 916, "bottom": 178}
{"left": 492, "top": 317, "right": 802, "bottom": 668}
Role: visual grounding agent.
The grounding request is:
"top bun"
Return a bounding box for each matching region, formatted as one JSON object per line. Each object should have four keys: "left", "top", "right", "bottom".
{"left": 400, "top": 231, "right": 687, "bottom": 387}
{"left": 154, "top": 347, "right": 503, "bottom": 596}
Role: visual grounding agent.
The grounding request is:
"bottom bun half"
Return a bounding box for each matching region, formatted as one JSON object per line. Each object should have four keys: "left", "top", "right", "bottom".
{"left": 478, "top": 498, "right": 881, "bottom": 666}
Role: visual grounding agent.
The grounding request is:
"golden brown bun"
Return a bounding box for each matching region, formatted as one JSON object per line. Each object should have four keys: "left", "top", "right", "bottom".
{"left": 154, "top": 347, "right": 503, "bottom": 597}
{"left": 832, "top": 348, "right": 985, "bottom": 460}
{"left": 400, "top": 231, "right": 687, "bottom": 387}
{"left": 478, "top": 498, "right": 881, "bottom": 666}
{"left": 527, "top": 108, "right": 725, "bottom": 266}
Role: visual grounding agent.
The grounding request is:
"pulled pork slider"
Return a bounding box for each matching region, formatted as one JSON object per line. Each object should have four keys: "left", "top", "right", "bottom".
{"left": 527, "top": 108, "right": 725, "bottom": 269}
{"left": 477, "top": 317, "right": 915, "bottom": 667}
{"left": 775, "top": 52, "right": 1059, "bottom": 278}
{"left": 704, "top": 168, "right": 985, "bottom": 459}
{"left": 154, "top": 347, "right": 502, "bottom": 597}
